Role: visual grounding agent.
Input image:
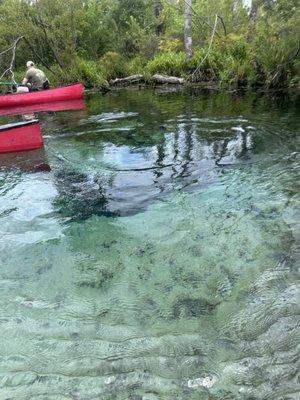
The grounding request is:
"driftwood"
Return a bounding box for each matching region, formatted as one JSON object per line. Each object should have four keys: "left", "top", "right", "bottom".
{"left": 109, "top": 74, "right": 144, "bottom": 86}
{"left": 109, "top": 74, "right": 185, "bottom": 87}
{"left": 151, "top": 74, "right": 184, "bottom": 84}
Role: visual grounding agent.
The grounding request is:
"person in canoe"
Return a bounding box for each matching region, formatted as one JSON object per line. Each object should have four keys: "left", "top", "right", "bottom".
{"left": 21, "top": 61, "right": 50, "bottom": 91}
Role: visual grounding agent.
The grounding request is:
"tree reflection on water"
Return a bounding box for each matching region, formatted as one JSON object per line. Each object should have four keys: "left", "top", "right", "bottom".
{"left": 53, "top": 128, "right": 254, "bottom": 220}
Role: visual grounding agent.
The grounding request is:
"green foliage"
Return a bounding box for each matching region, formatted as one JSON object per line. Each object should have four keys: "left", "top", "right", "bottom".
{"left": 0, "top": 0, "right": 298, "bottom": 89}
{"left": 218, "top": 37, "right": 256, "bottom": 86}
{"left": 74, "top": 59, "right": 108, "bottom": 87}
{"left": 126, "top": 55, "right": 148, "bottom": 75}
{"left": 219, "top": 57, "right": 256, "bottom": 87}
{"left": 46, "top": 59, "right": 107, "bottom": 88}
{"left": 145, "top": 51, "right": 187, "bottom": 76}
{"left": 158, "top": 37, "right": 183, "bottom": 53}
{"left": 252, "top": 4, "right": 300, "bottom": 87}
{"left": 100, "top": 52, "right": 129, "bottom": 79}
{"left": 190, "top": 48, "right": 223, "bottom": 73}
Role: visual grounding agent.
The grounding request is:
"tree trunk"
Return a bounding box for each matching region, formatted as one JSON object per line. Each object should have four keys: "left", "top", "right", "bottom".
{"left": 184, "top": 0, "right": 193, "bottom": 59}
{"left": 154, "top": 1, "right": 164, "bottom": 36}
{"left": 247, "top": 0, "right": 258, "bottom": 43}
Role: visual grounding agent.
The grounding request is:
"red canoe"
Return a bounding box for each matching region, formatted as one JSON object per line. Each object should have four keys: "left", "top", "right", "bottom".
{"left": 0, "top": 120, "right": 43, "bottom": 153}
{"left": 0, "top": 99, "right": 86, "bottom": 117}
{"left": 0, "top": 83, "right": 84, "bottom": 108}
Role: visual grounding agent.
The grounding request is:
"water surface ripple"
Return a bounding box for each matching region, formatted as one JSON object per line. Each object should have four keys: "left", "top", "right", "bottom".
{"left": 0, "top": 90, "right": 299, "bottom": 399}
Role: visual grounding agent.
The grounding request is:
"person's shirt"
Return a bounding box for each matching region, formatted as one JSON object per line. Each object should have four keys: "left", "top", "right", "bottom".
{"left": 23, "top": 67, "right": 48, "bottom": 89}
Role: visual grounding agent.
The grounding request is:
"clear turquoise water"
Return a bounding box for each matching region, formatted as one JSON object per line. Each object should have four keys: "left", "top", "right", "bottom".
{"left": 0, "top": 89, "right": 299, "bottom": 399}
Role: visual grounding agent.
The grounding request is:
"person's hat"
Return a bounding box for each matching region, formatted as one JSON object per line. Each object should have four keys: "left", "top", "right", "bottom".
{"left": 26, "top": 61, "right": 34, "bottom": 68}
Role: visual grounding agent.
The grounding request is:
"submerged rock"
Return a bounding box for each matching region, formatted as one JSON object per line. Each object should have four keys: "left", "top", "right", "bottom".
{"left": 172, "top": 297, "right": 220, "bottom": 319}
{"left": 53, "top": 169, "right": 114, "bottom": 221}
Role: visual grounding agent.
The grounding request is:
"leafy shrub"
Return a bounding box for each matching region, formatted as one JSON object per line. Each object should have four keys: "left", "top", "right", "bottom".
{"left": 189, "top": 48, "right": 223, "bottom": 77}
{"left": 219, "top": 56, "right": 256, "bottom": 87}
{"left": 76, "top": 59, "right": 108, "bottom": 87}
{"left": 126, "top": 56, "right": 148, "bottom": 75}
{"left": 47, "top": 60, "right": 107, "bottom": 88}
{"left": 218, "top": 39, "right": 256, "bottom": 87}
{"left": 158, "top": 38, "right": 183, "bottom": 53}
{"left": 253, "top": 34, "right": 298, "bottom": 88}
{"left": 100, "top": 51, "right": 129, "bottom": 79}
{"left": 224, "top": 35, "right": 249, "bottom": 61}
{"left": 145, "top": 51, "right": 187, "bottom": 76}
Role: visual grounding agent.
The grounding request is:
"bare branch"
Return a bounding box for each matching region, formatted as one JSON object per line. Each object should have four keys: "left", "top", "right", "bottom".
{"left": 217, "top": 15, "right": 227, "bottom": 36}
{"left": 0, "top": 36, "right": 24, "bottom": 84}
{"left": 22, "top": 37, "right": 55, "bottom": 73}
{"left": 188, "top": 14, "right": 219, "bottom": 81}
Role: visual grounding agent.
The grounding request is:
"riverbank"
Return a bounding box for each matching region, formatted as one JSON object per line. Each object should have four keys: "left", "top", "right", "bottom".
{"left": 8, "top": 44, "right": 298, "bottom": 94}
{"left": 89, "top": 80, "right": 300, "bottom": 102}
{"left": 106, "top": 76, "right": 300, "bottom": 93}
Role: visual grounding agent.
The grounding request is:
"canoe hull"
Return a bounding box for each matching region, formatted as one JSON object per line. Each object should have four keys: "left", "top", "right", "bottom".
{"left": 0, "top": 148, "right": 50, "bottom": 172}
{"left": 0, "top": 120, "right": 43, "bottom": 154}
{"left": 0, "top": 99, "right": 86, "bottom": 117}
{"left": 0, "top": 83, "right": 84, "bottom": 108}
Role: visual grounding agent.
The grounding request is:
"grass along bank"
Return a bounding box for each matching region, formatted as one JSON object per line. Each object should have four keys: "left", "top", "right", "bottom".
{"left": 9, "top": 38, "right": 299, "bottom": 91}
{"left": 43, "top": 43, "right": 300, "bottom": 90}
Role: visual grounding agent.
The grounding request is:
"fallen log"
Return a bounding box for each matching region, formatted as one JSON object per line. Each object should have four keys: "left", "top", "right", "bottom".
{"left": 152, "top": 74, "right": 185, "bottom": 84}
{"left": 109, "top": 74, "right": 144, "bottom": 86}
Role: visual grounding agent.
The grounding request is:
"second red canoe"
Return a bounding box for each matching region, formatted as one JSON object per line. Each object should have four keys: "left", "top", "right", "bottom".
{"left": 0, "top": 120, "right": 43, "bottom": 153}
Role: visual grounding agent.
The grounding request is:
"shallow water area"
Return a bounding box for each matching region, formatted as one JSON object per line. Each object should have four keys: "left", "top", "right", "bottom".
{"left": 0, "top": 89, "right": 299, "bottom": 400}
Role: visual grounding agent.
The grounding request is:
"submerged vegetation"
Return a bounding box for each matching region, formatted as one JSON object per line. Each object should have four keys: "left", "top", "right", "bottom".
{"left": 0, "top": 0, "right": 299, "bottom": 89}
